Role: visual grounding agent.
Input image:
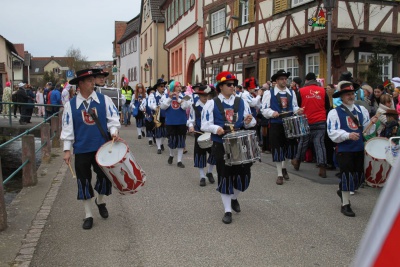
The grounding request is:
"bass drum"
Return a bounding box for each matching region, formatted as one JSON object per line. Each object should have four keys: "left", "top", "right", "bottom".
{"left": 364, "top": 137, "right": 391, "bottom": 188}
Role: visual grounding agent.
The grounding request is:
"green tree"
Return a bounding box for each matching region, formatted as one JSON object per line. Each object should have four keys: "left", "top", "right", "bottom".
{"left": 65, "top": 46, "right": 90, "bottom": 73}
{"left": 42, "top": 71, "right": 58, "bottom": 86}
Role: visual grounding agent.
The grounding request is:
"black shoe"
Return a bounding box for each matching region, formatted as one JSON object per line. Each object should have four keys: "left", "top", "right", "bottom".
{"left": 282, "top": 168, "right": 290, "bottom": 180}
{"left": 82, "top": 217, "right": 93, "bottom": 229}
{"left": 199, "top": 178, "right": 206, "bottom": 187}
{"left": 341, "top": 204, "right": 355, "bottom": 217}
{"left": 149, "top": 140, "right": 153, "bottom": 146}
{"left": 138, "top": 135, "right": 142, "bottom": 139}
{"left": 177, "top": 162, "right": 185, "bottom": 168}
{"left": 183, "top": 149, "right": 188, "bottom": 154}
{"left": 95, "top": 199, "right": 109, "bottom": 218}
{"left": 157, "top": 149, "right": 162, "bottom": 154}
{"left": 222, "top": 212, "right": 232, "bottom": 224}
{"left": 161, "top": 144, "right": 165, "bottom": 151}
{"left": 168, "top": 156, "right": 173, "bottom": 165}
{"left": 231, "top": 199, "right": 241, "bottom": 213}
{"left": 142, "top": 131, "right": 145, "bottom": 137}
{"left": 206, "top": 173, "right": 215, "bottom": 184}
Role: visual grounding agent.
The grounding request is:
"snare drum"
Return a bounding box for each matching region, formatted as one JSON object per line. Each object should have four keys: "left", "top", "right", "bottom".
{"left": 96, "top": 140, "right": 146, "bottom": 195}
{"left": 282, "top": 115, "right": 310, "bottom": 138}
{"left": 222, "top": 130, "right": 261, "bottom": 166}
{"left": 364, "top": 137, "right": 391, "bottom": 188}
{"left": 197, "top": 132, "right": 212, "bottom": 149}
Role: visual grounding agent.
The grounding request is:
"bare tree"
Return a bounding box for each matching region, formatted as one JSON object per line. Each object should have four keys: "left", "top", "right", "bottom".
{"left": 65, "top": 46, "right": 90, "bottom": 72}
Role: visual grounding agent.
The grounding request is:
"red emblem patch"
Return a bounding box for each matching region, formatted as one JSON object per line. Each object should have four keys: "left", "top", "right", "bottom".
{"left": 346, "top": 116, "right": 358, "bottom": 130}
{"left": 225, "top": 109, "right": 234, "bottom": 123}
{"left": 171, "top": 100, "right": 180, "bottom": 109}
{"left": 81, "top": 108, "right": 97, "bottom": 125}
{"left": 280, "top": 97, "right": 288, "bottom": 109}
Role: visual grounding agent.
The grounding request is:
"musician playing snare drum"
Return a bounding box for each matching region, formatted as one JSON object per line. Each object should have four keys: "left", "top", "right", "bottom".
{"left": 61, "top": 69, "right": 121, "bottom": 230}
{"left": 187, "top": 83, "right": 216, "bottom": 187}
{"left": 261, "top": 69, "right": 303, "bottom": 186}
{"left": 327, "top": 81, "right": 377, "bottom": 217}
{"left": 201, "top": 71, "right": 256, "bottom": 224}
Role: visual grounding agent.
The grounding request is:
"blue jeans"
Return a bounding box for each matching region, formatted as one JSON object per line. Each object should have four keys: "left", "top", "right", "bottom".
{"left": 122, "top": 104, "right": 131, "bottom": 125}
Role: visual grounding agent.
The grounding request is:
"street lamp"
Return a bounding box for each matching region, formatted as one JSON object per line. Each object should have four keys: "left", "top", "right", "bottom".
{"left": 323, "top": 0, "right": 336, "bottom": 85}
{"left": 147, "top": 57, "right": 153, "bottom": 87}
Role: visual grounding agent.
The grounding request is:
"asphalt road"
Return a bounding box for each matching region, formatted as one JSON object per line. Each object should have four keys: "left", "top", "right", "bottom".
{"left": 25, "top": 125, "right": 380, "bottom": 267}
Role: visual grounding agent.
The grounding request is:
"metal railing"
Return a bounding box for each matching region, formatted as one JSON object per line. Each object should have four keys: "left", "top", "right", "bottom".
{"left": 0, "top": 110, "right": 63, "bottom": 230}
{"left": 0, "top": 102, "right": 63, "bottom": 126}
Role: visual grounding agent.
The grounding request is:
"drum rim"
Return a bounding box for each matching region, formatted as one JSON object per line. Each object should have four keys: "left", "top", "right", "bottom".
{"left": 95, "top": 141, "right": 129, "bottom": 167}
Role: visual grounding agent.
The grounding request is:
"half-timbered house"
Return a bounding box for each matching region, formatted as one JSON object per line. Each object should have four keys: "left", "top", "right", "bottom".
{"left": 203, "top": 0, "right": 400, "bottom": 86}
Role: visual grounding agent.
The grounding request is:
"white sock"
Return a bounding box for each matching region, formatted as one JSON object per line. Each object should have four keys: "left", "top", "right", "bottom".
{"left": 207, "top": 164, "right": 214, "bottom": 174}
{"left": 169, "top": 147, "right": 175, "bottom": 157}
{"left": 142, "top": 127, "right": 146, "bottom": 133}
{"left": 148, "top": 137, "right": 153, "bottom": 142}
{"left": 282, "top": 160, "right": 287, "bottom": 169}
{"left": 232, "top": 188, "right": 240, "bottom": 200}
{"left": 221, "top": 194, "right": 232, "bottom": 212}
{"left": 276, "top": 162, "right": 283, "bottom": 176}
{"left": 96, "top": 194, "right": 104, "bottom": 204}
{"left": 199, "top": 168, "right": 205, "bottom": 179}
{"left": 177, "top": 148, "right": 184, "bottom": 162}
{"left": 156, "top": 138, "right": 162, "bottom": 149}
{"left": 137, "top": 127, "right": 142, "bottom": 136}
{"left": 83, "top": 200, "right": 93, "bottom": 218}
{"left": 342, "top": 191, "right": 350, "bottom": 206}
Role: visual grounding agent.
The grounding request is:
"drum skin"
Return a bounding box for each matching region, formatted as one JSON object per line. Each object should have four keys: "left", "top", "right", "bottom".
{"left": 198, "top": 133, "right": 212, "bottom": 149}
{"left": 96, "top": 140, "right": 146, "bottom": 195}
{"left": 364, "top": 137, "right": 391, "bottom": 188}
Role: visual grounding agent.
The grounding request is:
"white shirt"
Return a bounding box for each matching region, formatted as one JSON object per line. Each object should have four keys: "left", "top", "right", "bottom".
{"left": 60, "top": 91, "right": 121, "bottom": 151}
{"left": 187, "top": 100, "right": 206, "bottom": 128}
{"left": 160, "top": 92, "right": 190, "bottom": 110}
{"left": 201, "top": 94, "right": 256, "bottom": 134}
{"left": 61, "top": 88, "right": 70, "bottom": 106}
{"left": 241, "top": 90, "right": 261, "bottom": 108}
{"left": 261, "top": 87, "right": 300, "bottom": 119}
{"left": 148, "top": 91, "right": 165, "bottom": 111}
{"left": 327, "top": 103, "right": 375, "bottom": 143}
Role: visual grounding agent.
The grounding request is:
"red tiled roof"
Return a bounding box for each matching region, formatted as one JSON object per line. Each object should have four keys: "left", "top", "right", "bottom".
{"left": 14, "top": 43, "right": 25, "bottom": 58}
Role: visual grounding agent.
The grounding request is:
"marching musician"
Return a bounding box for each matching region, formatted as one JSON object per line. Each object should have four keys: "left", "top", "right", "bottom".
{"left": 187, "top": 83, "right": 216, "bottom": 186}
{"left": 61, "top": 69, "right": 121, "bottom": 230}
{"left": 148, "top": 78, "right": 168, "bottom": 154}
{"left": 94, "top": 69, "right": 108, "bottom": 89}
{"left": 261, "top": 69, "right": 303, "bottom": 185}
{"left": 241, "top": 80, "right": 263, "bottom": 123}
{"left": 131, "top": 83, "right": 146, "bottom": 139}
{"left": 201, "top": 71, "right": 256, "bottom": 224}
{"left": 327, "top": 81, "right": 377, "bottom": 217}
{"left": 160, "top": 80, "right": 190, "bottom": 168}
{"left": 140, "top": 87, "right": 156, "bottom": 146}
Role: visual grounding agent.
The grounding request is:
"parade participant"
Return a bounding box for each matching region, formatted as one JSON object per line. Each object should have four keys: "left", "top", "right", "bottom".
{"left": 140, "top": 87, "right": 156, "bottom": 146}
{"left": 94, "top": 69, "right": 109, "bottom": 89}
{"left": 131, "top": 83, "right": 146, "bottom": 139}
{"left": 241, "top": 79, "right": 263, "bottom": 123}
{"left": 148, "top": 78, "right": 168, "bottom": 154}
{"left": 61, "top": 69, "right": 121, "bottom": 229}
{"left": 201, "top": 71, "right": 256, "bottom": 224}
{"left": 191, "top": 83, "right": 200, "bottom": 104}
{"left": 61, "top": 83, "right": 72, "bottom": 106}
{"left": 187, "top": 83, "right": 216, "bottom": 186}
{"left": 160, "top": 80, "right": 190, "bottom": 168}
{"left": 261, "top": 69, "right": 303, "bottom": 185}
{"left": 327, "top": 81, "right": 377, "bottom": 217}
{"left": 258, "top": 83, "right": 270, "bottom": 153}
{"left": 2, "top": 81, "right": 12, "bottom": 117}
{"left": 235, "top": 85, "right": 243, "bottom": 96}
{"left": 121, "top": 78, "right": 134, "bottom": 126}
{"left": 290, "top": 77, "right": 302, "bottom": 99}
{"left": 291, "top": 72, "right": 330, "bottom": 178}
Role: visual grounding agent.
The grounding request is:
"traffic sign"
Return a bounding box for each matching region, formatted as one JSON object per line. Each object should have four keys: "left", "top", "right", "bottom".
{"left": 66, "top": 70, "right": 74, "bottom": 79}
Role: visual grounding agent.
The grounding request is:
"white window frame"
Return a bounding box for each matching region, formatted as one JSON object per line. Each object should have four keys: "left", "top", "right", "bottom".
{"left": 211, "top": 9, "right": 225, "bottom": 35}
{"left": 185, "top": 0, "right": 190, "bottom": 11}
{"left": 306, "top": 53, "right": 320, "bottom": 77}
{"left": 292, "top": 0, "right": 313, "bottom": 8}
{"left": 241, "top": 1, "right": 249, "bottom": 25}
{"left": 270, "top": 56, "right": 299, "bottom": 82}
{"left": 236, "top": 62, "right": 243, "bottom": 72}
{"left": 359, "top": 52, "right": 393, "bottom": 80}
{"left": 133, "top": 37, "right": 137, "bottom": 52}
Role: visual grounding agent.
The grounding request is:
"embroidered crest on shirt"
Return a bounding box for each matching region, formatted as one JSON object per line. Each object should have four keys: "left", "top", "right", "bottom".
{"left": 171, "top": 99, "right": 180, "bottom": 109}
{"left": 224, "top": 108, "right": 238, "bottom": 124}
{"left": 280, "top": 96, "right": 288, "bottom": 109}
{"left": 346, "top": 116, "right": 359, "bottom": 130}
{"left": 81, "top": 108, "right": 97, "bottom": 125}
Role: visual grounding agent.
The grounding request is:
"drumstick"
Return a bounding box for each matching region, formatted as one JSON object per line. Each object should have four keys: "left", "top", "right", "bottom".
{"left": 194, "top": 131, "right": 204, "bottom": 134}
{"left": 68, "top": 162, "right": 77, "bottom": 179}
{"left": 108, "top": 137, "right": 115, "bottom": 153}
{"left": 363, "top": 112, "right": 381, "bottom": 134}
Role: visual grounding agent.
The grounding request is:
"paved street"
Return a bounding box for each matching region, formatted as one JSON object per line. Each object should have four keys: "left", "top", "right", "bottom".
{"left": 2, "top": 124, "right": 381, "bottom": 267}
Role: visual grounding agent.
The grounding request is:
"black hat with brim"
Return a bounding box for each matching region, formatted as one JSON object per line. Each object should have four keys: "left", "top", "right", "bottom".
{"left": 194, "top": 85, "right": 214, "bottom": 95}
{"left": 153, "top": 78, "right": 167, "bottom": 90}
{"left": 271, "top": 69, "right": 291, "bottom": 82}
{"left": 332, "top": 81, "right": 360, "bottom": 98}
{"left": 69, "top": 69, "right": 98, "bottom": 85}
{"left": 147, "top": 87, "right": 155, "bottom": 95}
{"left": 93, "top": 69, "right": 109, "bottom": 77}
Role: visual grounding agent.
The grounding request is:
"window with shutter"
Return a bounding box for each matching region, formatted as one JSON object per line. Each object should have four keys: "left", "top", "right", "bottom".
{"left": 248, "top": 0, "right": 255, "bottom": 23}
{"left": 233, "top": 0, "right": 239, "bottom": 28}
{"left": 258, "top": 58, "right": 268, "bottom": 85}
{"left": 274, "top": 0, "right": 288, "bottom": 14}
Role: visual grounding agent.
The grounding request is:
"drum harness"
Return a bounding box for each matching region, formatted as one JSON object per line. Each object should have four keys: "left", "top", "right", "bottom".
{"left": 339, "top": 104, "right": 362, "bottom": 130}
{"left": 83, "top": 100, "right": 111, "bottom": 142}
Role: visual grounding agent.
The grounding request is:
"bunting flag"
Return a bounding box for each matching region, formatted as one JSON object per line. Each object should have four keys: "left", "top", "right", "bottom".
{"left": 351, "top": 156, "right": 400, "bottom": 266}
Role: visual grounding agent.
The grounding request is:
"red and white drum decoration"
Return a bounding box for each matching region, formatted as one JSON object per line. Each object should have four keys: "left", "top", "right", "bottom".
{"left": 96, "top": 140, "right": 146, "bottom": 195}
{"left": 364, "top": 137, "right": 391, "bottom": 188}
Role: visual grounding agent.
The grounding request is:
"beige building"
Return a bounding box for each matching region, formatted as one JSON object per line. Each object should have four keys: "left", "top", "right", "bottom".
{"left": 0, "top": 35, "right": 24, "bottom": 88}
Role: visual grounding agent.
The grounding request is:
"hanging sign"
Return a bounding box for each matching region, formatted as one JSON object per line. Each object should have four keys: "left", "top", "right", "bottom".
{"left": 308, "top": 8, "right": 326, "bottom": 28}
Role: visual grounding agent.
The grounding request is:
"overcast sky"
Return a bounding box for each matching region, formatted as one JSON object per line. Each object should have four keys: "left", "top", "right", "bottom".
{"left": 0, "top": 0, "right": 141, "bottom": 61}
